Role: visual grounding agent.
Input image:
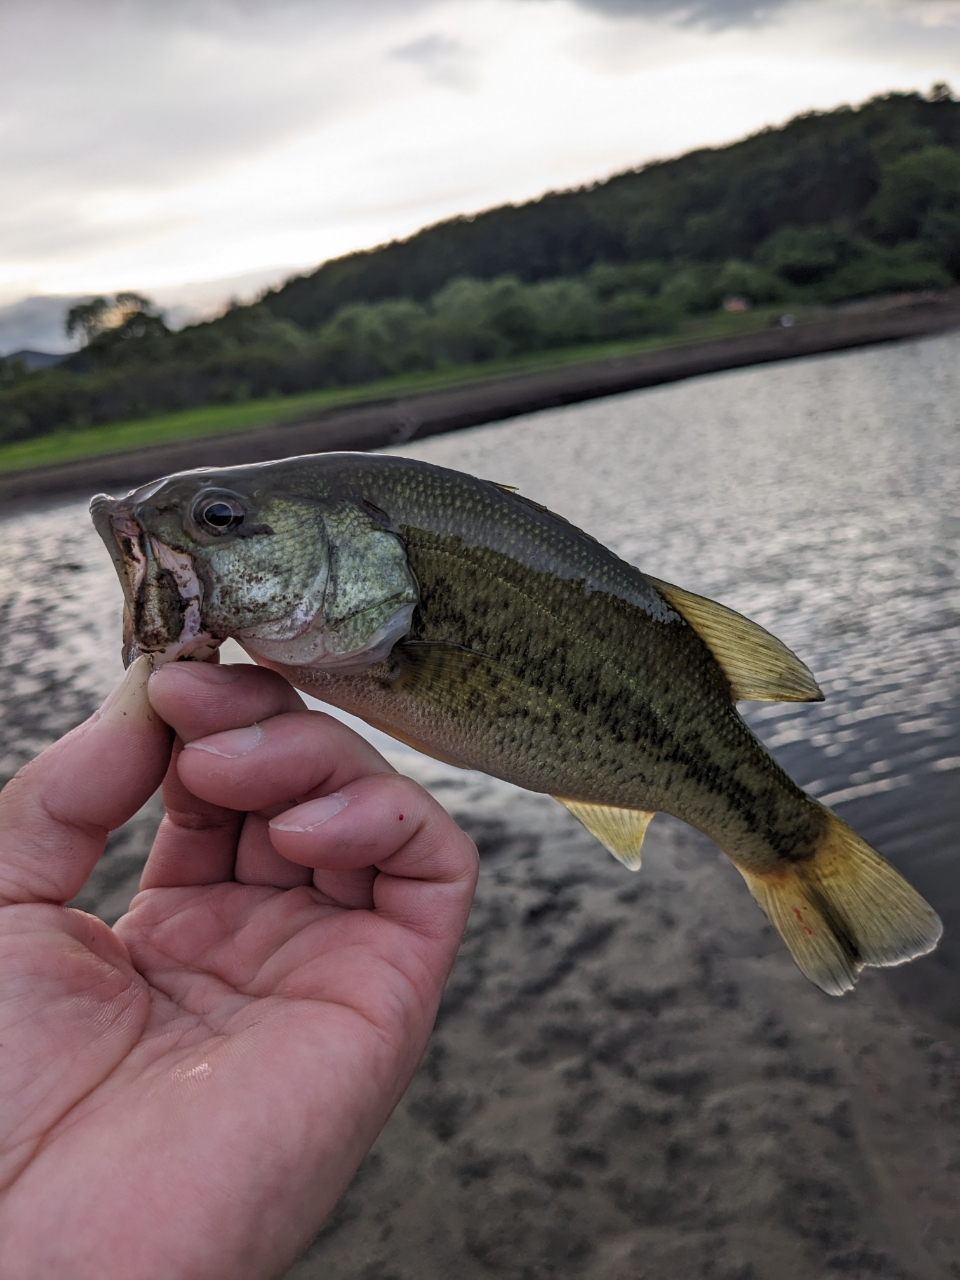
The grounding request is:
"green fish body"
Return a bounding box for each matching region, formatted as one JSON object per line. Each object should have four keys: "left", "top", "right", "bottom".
{"left": 91, "top": 452, "right": 942, "bottom": 995}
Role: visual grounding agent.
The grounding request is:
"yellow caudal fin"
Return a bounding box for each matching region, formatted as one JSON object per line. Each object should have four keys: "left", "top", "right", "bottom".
{"left": 736, "top": 808, "right": 942, "bottom": 996}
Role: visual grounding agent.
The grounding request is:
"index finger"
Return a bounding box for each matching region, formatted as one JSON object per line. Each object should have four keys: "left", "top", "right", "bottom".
{"left": 146, "top": 662, "right": 305, "bottom": 744}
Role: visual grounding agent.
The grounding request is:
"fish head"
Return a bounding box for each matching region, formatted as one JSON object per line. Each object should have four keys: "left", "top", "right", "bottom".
{"left": 90, "top": 463, "right": 419, "bottom": 672}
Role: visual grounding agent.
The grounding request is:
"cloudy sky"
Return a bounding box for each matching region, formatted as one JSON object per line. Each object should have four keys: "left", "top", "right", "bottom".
{"left": 1, "top": 0, "right": 959, "bottom": 340}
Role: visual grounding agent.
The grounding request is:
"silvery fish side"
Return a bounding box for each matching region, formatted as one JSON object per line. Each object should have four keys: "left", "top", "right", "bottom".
{"left": 90, "top": 452, "right": 942, "bottom": 996}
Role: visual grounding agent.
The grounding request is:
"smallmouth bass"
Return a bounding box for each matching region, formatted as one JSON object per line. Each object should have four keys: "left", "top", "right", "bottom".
{"left": 90, "top": 452, "right": 941, "bottom": 995}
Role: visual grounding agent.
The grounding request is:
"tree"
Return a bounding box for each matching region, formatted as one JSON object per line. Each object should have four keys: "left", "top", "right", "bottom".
{"left": 65, "top": 293, "right": 168, "bottom": 348}
{"left": 868, "top": 146, "right": 960, "bottom": 243}
{"left": 65, "top": 297, "right": 110, "bottom": 345}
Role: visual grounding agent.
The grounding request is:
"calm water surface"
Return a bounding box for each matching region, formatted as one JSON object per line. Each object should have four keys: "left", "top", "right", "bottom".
{"left": 1, "top": 330, "right": 958, "bottom": 1033}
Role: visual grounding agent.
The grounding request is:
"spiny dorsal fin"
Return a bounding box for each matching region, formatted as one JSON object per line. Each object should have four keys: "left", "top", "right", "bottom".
{"left": 646, "top": 576, "right": 823, "bottom": 704}
{"left": 489, "top": 483, "right": 605, "bottom": 546}
{"left": 554, "top": 799, "right": 655, "bottom": 871}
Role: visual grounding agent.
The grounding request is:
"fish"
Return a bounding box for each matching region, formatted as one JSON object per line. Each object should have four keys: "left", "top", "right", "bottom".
{"left": 90, "top": 451, "right": 942, "bottom": 995}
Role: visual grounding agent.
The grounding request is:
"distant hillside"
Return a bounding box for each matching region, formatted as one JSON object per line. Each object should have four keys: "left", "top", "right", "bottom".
{"left": 6, "top": 350, "right": 66, "bottom": 372}
{"left": 261, "top": 89, "right": 960, "bottom": 328}
{"left": 2, "top": 88, "right": 958, "bottom": 445}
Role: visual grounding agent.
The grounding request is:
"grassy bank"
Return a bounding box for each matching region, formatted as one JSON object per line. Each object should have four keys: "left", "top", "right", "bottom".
{"left": 0, "top": 307, "right": 786, "bottom": 476}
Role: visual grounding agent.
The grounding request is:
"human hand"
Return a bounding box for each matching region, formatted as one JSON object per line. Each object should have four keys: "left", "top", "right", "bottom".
{"left": 0, "top": 660, "right": 478, "bottom": 1279}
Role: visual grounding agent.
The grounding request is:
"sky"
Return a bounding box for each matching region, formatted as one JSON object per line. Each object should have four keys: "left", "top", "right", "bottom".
{"left": 1, "top": 0, "right": 959, "bottom": 350}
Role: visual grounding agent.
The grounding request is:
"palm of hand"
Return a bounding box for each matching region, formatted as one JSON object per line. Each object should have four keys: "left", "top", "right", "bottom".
{"left": 0, "top": 661, "right": 477, "bottom": 1280}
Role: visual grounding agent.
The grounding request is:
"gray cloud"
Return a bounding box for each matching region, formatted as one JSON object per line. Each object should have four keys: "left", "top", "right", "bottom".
{"left": 0, "top": 0, "right": 445, "bottom": 274}
{"left": 390, "top": 34, "right": 478, "bottom": 88}
{"left": 552, "top": 0, "right": 794, "bottom": 28}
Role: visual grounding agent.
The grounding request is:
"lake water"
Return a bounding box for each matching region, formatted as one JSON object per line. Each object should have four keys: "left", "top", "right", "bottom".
{"left": 1, "top": 328, "right": 958, "bottom": 1036}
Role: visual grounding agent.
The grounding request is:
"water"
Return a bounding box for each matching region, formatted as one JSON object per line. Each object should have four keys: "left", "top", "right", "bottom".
{"left": 1, "top": 329, "right": 958, "bottom": 1036}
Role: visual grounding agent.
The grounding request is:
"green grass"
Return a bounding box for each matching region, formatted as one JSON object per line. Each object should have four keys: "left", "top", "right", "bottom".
{"left": 0, "top": 305, "right": 794, "bottom": 476}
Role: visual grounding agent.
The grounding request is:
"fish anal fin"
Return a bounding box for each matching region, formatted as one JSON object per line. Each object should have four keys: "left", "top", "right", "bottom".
{"left": 555, "top": 798, "right": 655, "bottom": 871}
{"left": 735, "top": 807, "right": 942, "bottom": 996}
{"left": 647, "top": 576, "right": 823, "bottom": 703}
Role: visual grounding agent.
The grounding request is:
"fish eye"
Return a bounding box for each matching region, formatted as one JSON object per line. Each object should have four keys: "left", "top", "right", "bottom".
{"left": 191, "top": 492, "right": 246, "bottom": 535}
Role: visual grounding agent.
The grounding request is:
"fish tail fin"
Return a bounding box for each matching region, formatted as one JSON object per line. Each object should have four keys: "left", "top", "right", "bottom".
{"left": 736, "top": 808, "right": 942, "bottom": 996}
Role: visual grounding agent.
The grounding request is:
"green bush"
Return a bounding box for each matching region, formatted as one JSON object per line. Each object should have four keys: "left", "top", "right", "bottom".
{"left": 821, "top": 242, "right": 952, "bottom": 300}
{"left": 660, "top": 266, "right": 721, "bottom": 313}
{"left": 754, "top": 225, "right": 862, "bottom": 286}
{"left": 715, "top": 259, "right": 786, "bottom": 304}
{"left": 599, "top": 291, "right": 680, "bottom": 339}
{"left": 918, "top": 209, "right": 960, "bottom": 277}
{"left": 868, "top": 146, "right": 960, "bottom": 242}
{"left": 528, "top": 279, "right": 600, "bottom": 346}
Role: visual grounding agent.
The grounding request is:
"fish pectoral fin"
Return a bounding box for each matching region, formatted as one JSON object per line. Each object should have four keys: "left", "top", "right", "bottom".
{"left": 392, "top": 639, "right": 530, "bottom": 706}
{"left": 554, "top": 799, "right": 655, "bottom": 871}
{"left": 646, "top": 576, "right": 823, "bottom": 703}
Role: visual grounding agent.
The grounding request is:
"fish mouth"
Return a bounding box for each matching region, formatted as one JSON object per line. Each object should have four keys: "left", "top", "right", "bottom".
{"left": 90, "top": 492, "right": 221, "bottom": 667}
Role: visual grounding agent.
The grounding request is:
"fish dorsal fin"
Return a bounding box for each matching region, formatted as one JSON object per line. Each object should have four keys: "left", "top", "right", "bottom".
{"left": 489, "top": 483, "right": 606, "bottom": 546}
{"left": 646, "top": 576, "right": 823, "bottom": 704}
{"left": 554, "top": 799, "right": 655, "bottom": 871}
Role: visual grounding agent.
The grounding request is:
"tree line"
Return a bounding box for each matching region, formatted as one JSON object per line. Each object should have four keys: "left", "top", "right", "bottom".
{"left": 1, "top": 88, "right": 958, "bottom": 445}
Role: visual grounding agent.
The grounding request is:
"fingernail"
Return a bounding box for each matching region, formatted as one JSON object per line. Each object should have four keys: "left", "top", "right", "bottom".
{"left": 271, "top": 791, "right": 349, "bottom": 832}
{"left": 98, "top": 656, "right": 158, "bottom": 725}
{"left": 153, "top": 661, "right": 240, "bottom": 685}
{"left": 184, "top": 723, "right": 264, "bottom": 758}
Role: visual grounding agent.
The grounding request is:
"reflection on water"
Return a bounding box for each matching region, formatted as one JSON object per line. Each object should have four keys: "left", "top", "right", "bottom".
{"left": 1, "top": 329, "right": 958, "bottom": 1033}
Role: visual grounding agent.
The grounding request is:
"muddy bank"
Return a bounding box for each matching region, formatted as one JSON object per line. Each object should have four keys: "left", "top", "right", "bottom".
{"left": 3, "top": 288, "right": 960, "bottom": 505}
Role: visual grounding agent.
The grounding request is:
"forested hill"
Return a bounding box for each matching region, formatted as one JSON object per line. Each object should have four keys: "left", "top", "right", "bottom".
{"left": 262, "top": 89, "right": 960, "bottom": 329}
{"left": 2, "top": 89, "right": 959, "bottom": 446}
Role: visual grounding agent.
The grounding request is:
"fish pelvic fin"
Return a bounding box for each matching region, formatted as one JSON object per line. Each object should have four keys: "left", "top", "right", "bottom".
{"left": 736, "top": 808, "right": 942, "bottom": 996}
{"left": 647, "top": 576, "right": 823, "bottom": 703}
{"left": 555, "top": 799, "right": 655, "bottom": 871}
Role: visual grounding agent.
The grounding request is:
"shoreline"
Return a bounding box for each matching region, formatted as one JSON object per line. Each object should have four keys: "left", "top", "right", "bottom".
{"left": 2, "top": 288, "right": 960, "bottom": 505}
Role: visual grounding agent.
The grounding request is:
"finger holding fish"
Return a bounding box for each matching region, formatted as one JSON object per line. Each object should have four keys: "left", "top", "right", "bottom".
{"left": 270, "top": 773, "right": 476, "bottom": 928}
{"left": 149, "top": 662, "right": 452, "bottom": 905}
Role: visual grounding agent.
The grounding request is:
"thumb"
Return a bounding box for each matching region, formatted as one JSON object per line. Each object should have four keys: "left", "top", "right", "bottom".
{"left": 0, "top": 657, "right": 173, "bottom": 906}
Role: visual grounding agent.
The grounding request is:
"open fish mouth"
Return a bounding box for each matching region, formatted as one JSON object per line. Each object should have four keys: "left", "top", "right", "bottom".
{"left": 90, "top": 493, "right": 221, "bottom": 667}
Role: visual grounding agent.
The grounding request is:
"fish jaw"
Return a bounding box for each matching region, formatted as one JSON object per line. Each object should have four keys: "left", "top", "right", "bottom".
{"left": 90, "top": 493, "right": 221, "bottom": 667}
{"left": 238, "top": 601, "right": 416, "bottom": 674}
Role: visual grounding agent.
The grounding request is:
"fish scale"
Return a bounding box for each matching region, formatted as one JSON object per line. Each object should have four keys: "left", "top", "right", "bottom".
{"left": 346, "top": 519, "right": 819, "bottom": 861}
